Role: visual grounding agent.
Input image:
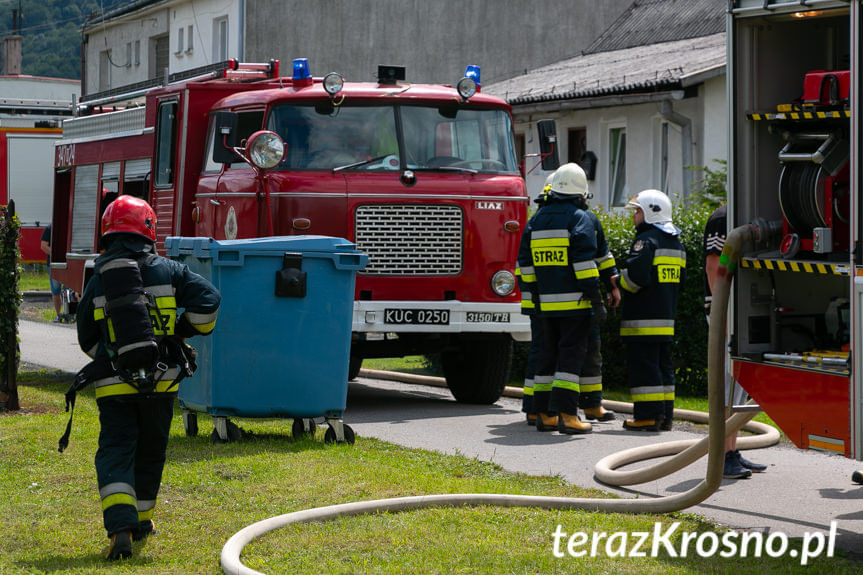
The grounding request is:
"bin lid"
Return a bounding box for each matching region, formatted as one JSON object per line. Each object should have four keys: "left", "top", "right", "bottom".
{"left": 166, "top": 235, "right": 359, "bottom": 259}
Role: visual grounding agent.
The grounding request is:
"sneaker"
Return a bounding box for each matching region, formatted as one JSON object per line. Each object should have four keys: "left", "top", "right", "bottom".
{"left": 51, "top": 315, "right": 62, "bottom": 324}
{"left": 735, "top": 450, "right": 766, "bottom": 472}
{"left": 583, "top": 406, "right": 616, "bottom": 422}
{"left": 133, "top": 519, "right": 156, "bottom": 541}
{"left": 852, "top": 470, "right": 863, "bottom": 485}
{"left": 106, "top": 530, "right": 133, "bottom": 561}
{"left": 623, "top": 419, "right": 661, "bottom": 432}
{"left": 723, "top": 451, "right": 752, "bottom": 479}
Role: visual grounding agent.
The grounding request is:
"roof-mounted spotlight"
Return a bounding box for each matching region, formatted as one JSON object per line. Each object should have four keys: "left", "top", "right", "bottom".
{"left": 323, "top": 72, "right": 345, "bottom": 96}
{"left": 292, "top": 58, "right": 313, "bottom": 88}
{"left": 457, "top": 76, "right": 477, "bottom": 100}
{"left": 457, "top": 64, "right": 481, "bottom": 100}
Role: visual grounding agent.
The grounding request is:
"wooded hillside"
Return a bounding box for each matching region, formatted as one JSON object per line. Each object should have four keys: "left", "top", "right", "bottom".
{"left": 0, "top": 0, "right": 127, "bottom": 79}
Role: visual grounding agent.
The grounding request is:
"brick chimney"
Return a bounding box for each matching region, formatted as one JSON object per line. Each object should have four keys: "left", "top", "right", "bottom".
{"left": 2, "top": 35, "right": 23, "bottom": 75}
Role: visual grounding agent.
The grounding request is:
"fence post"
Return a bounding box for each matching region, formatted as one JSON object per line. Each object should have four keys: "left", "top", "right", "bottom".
{"left": 0, "top": 200, "right": 20, "bottom": 411}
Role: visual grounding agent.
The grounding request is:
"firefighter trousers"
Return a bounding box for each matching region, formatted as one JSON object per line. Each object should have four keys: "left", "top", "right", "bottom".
{"left": 521, "top": 315, "right": 543, "bottom": 415}
{"left": 578, "top": 299, "right": 606, "bottom": 409}
{"left": 535, "top": 315, "right": 590, "bottom": 415}
{"left": 626, "top": 340, "right": 675, "bottom": 421}
{"left": 95, "top": 394, "right": 173, "bottom": 536}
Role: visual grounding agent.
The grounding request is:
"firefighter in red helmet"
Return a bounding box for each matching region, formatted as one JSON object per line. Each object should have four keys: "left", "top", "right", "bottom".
{"left": 74, "top": 195, "right": 221, "bottom": 560}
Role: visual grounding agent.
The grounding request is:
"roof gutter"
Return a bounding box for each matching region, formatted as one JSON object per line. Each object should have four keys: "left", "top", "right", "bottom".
{"left": 509, "top": 89, "right": 685, "bottom": 115}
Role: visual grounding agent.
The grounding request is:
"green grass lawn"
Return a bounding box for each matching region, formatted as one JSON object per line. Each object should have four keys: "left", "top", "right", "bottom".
{"left": 0, "top": 368, "right": 855, "bottom": 574}
{"left": 19, "top": 265, "right": 49, "bottom": 292}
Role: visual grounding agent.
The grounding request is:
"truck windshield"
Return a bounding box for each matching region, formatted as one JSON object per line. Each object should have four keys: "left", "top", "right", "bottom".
{"left": 266, "top": 103, "right": 518, "bottom": 173}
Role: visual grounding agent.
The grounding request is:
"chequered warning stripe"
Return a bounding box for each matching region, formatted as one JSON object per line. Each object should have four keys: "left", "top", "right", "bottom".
{"left": 740, "top": 257, "right": 851, "bottom": 275}
{"left": 747, "top": 110, "right": 850, "bottom": 121}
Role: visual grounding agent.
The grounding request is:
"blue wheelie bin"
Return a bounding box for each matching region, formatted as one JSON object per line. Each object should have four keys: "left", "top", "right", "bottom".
{"left": 166, "top": 236, "right": 367, "bottom": 443}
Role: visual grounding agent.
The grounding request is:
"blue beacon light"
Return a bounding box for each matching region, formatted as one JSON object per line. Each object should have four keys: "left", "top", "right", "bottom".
{"left": 292, "top": 58, "right": 312, "bottom": 80}
{"left": 464, "top": 65, "right": 481, "bottom": 86}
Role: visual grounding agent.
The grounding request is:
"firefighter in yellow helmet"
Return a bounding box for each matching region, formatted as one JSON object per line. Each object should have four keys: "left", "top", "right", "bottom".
{"left": 616, "top": 189, "right": 686, "bottom": 431}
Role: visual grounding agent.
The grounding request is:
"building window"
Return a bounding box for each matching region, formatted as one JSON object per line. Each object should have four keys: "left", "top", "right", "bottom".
{"left": 134, "top": 40, "right": 140, "bottom": 66}
{"left": 187, "top": 25, "right": 193, "bottom": 52}
{"left": 609, "top": 126, "right": 627, "bottom": 206}
{"left": 125, "top": 43, "right": 132, "bottom": 67}
{"left": 176, "top": 27, "right": 184, "bottom": 54}
{"left": 567, "top": 127, "right": 587, "bottom": 166}
{"left": 213, "top": 17, "right": 228, "bottom": 61}
{"left": 99, "top": 50, "right": 111, "bottom": 91}
{"left": 660, "top": 122, "right": 669, "bottom": 193}
{"left": 150, "top": 34, "right": 169, "bottom": 79}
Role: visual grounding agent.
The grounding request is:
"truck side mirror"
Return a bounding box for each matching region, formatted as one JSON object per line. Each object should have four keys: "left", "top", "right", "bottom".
{"left": 212, "top": 111, "right": 238, "bottom": 164}
{"left": 536, "top": 119, "right": 560, "bottom": 171}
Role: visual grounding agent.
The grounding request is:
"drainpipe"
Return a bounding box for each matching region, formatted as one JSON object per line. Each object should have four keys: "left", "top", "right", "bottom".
{"left": 660, "top": 100, "right": 693, "bottom": 197}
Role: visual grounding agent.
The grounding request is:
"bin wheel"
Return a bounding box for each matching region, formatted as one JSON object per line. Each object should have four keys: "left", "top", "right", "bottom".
{"left": 291, "top": 418, "right": 316, "bottom": 439}
{"left": 324, "top": 423, "right": 355, "bottom": 445}
{"left": 211, "top": 419, "right": 242, "bottom": 444}
{"left": 183, "top": 412, "right": 198, "bottom": 437}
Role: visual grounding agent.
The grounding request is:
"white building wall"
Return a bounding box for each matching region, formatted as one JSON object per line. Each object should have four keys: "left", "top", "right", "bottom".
{"left": 516, "top": 75, "right": 728, "bottom": 212}
{"left": 82, "top": 0, "right": 241, "bottom": 96}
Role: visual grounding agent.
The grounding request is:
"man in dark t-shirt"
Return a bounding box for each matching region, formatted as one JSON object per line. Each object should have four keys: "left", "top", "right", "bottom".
{"left": 703, "top": 204, "right": 767, "bottom": 478}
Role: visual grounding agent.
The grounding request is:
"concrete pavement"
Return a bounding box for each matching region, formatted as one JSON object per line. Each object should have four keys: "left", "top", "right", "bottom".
{"left": 16, "top": 319, "right": 863, "bottom": 556}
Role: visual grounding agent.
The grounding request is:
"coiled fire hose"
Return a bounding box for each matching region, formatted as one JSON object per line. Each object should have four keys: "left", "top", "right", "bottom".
{"left": 222, "top": 224, "right": 776, "bottom": 575}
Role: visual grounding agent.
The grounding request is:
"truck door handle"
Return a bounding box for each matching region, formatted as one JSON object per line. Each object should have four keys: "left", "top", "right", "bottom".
{"left": 209, "top": 199, "right": 225, "bottom": 206}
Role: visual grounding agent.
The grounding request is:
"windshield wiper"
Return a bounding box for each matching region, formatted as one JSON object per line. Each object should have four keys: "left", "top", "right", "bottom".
{"left": 333, "top": 155, "right": 391, "bottom": 172}
{"left": 417, "top": 165, "right": 478, "bottom": 175}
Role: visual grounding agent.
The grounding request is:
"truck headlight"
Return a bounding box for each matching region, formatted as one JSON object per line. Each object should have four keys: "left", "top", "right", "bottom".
{"left": 491, "top": 270, "right": 515, "bottom": 296}
{"left": 246, "top": 130, "right": 285, "bottom": 170}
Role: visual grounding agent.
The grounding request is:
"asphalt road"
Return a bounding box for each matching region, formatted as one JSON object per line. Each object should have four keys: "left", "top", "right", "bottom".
{"left": 16, "top": 319, "right": 863, "bottom": 556}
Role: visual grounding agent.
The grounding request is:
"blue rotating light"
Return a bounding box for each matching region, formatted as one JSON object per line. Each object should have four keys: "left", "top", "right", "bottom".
{"left": 292, "top": 58, "right": 312, "bottom": 80}
{"left": 464, "top": 65, "right": 481, "bottom": 86}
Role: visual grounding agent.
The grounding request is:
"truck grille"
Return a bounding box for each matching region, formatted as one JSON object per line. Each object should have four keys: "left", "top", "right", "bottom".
{"left": 354, "top": 204, "right": 463, "bottom": 275}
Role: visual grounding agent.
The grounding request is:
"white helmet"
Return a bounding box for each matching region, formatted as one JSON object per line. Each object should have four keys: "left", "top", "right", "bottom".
{"left": 549, "top": 163, "right": 589, "bottom": 198}
{"left": 627, "top": 189, "right": 679, "bottom": 235}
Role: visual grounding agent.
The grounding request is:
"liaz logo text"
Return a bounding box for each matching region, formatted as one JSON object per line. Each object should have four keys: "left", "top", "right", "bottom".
{"left": 475, "top": 201, "right": 503, "bottom": 210}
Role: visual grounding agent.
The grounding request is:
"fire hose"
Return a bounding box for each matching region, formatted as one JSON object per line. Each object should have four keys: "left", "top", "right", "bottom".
{"left": 221, "top": 223, "right": 775, "bottom": 575}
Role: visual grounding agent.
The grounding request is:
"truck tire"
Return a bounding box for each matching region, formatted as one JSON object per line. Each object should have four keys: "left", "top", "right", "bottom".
{"left": 442, "top": 337, "right": 512, "bottom": 404}
{"left": 348, "top": 355, "right": 363, "bottom": 381}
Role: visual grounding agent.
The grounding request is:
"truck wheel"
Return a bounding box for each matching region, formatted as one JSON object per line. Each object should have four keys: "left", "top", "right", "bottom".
{"left": 348, "top": 355, "right": 363, "bottom": 381}
{"left": 442, "top": 337, "right": 512, "bottom": 404}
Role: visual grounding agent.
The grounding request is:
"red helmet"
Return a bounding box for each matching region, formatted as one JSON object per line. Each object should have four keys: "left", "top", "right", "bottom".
{"left": 101, "top": 195, "right": 157, "bottom": 242}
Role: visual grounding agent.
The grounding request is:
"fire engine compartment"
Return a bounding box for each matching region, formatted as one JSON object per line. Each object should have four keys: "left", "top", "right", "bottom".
{"left": 729, "top": 4, "right": 856, "bottom": 455}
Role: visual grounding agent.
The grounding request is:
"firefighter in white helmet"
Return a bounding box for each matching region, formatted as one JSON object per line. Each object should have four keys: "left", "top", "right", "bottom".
{"left": 518, "top": 172, "right": 555, "bottom": 425}
{"left": 616, "top": 189, "right": 686, "bottom": 431}
{"left": 516, "top": 163, "right": 616, "bottom": 433}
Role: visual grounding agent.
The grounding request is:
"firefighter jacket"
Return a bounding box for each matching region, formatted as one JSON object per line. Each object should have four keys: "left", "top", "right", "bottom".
{"left": 516, "top": 193, "right": 548, "bottom": 316}
{"left": 618, "top": 223, "right": 686, "bottom": 342}
{"left": 516, "top": 195, "right": 599, "bottom": 318}
{"left": 77, "top": 237, "right": 221, "bottom": 399}
{"left": 585, "top": 209, "right": 619, "bottom": 292}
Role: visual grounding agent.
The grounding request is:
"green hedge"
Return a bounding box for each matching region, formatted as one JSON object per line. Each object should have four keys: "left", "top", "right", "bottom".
{"left": 510, "top": 204, "right": 714, "bottom": 396}
{"left": 0, "top": 202, "right": 21, "bottom": 410}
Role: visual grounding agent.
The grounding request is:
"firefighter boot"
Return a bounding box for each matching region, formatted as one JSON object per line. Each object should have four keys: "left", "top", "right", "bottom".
{"left": 558, "top": 412, "right": 592, "bottom": 434}
{"left": 106, "top": 530, "right": 133, "bottom": 561}
{"left": 583, "top": 406, "right": 616, "bottom": 422}
{"left": 623, "top": 419, "right": 661, "bottom": 432}
{"left": 526, "top": 413, "right": 537, "bottom": 426}
{"left": 133, "top": 520, "right": 156, "bottom": 541}
{"left": 852, "top": 470, "right": 863, "bottom": 485}
{"left": 536, "top": 413, "right": 559, "bottom": 432}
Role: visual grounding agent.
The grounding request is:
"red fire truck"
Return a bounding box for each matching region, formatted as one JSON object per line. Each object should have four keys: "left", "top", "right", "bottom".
{"left": 728, "top": 0, "right": 861, "bottom": 459}
{"left": 49, "top": 59, "right": 530, "bottom": 403}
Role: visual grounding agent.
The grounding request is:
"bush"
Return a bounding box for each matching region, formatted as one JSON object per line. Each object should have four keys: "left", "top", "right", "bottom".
{"left": 597, "top": 203, "right": 714, "bottom": 396}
